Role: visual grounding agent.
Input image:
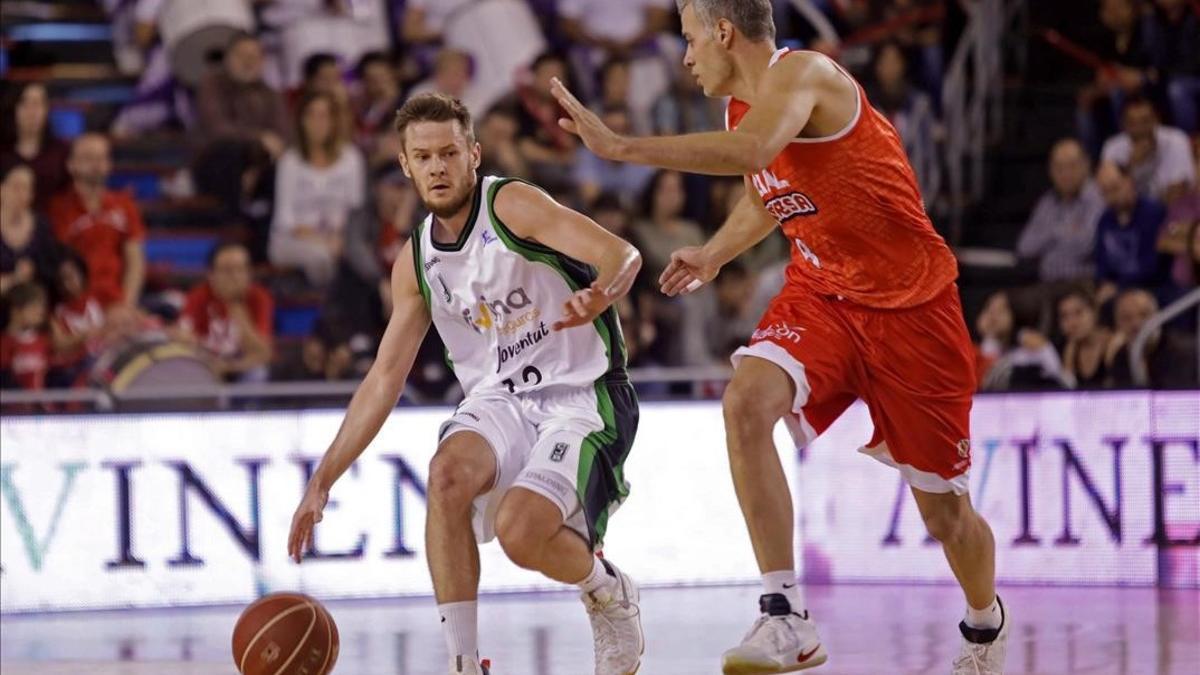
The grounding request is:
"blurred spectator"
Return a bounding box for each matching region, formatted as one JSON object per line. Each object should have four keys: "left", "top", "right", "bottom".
{"left": 651, "top": 58, "right": 724, "bottom": 136}
{"left": 354, "top": 52, "right": 404, "bottom": 172}
{"left": 865, "top": 42, "right": 938, "bottom": 197}
{"left": 299, "top": 53, "right": 354, "bottom": 140}
{"left": 47, "top": 134, "right": 147, "bottom": 308}
{"left": 514, "top": 52, "right": 580, "bottom": 188}
{"left": 1, "top": 164, "right": 61, "bottom": 296}
{"left": 632, "top": 170, "right": 706, "bottom": 284}
{"left": 1057, "top": 287, "right": 1117, "bottom": 389}
{"left": 276, "top": 315, "right": 355, "bottom": 382}
{"left": 48, "top": 252, "right": 110, "bottom": 386}
{"left": 408, "top": 48, "right": 486, "bottom": 116}
{"left": 477, "top": 105, "right": 529, "bottom": 178}
{"left": 1108, "top": 288, "right": 1198, "bottom": 388}
{"left": 1094, "top": 162, "right": 1170, "bottom": 304}
{"left": 0, "top": 83, "right": 71, "bottom": 211}
{"left": 1016, "top": 138, "right": 1104, "bottom": 283}
{"left": 975, "top": 290, "right": 1070, "bottom": 391}
{"left": 573, "top": 107, "right": 656, "bottom": 207}
{"left": 558, "top": 0, "right": 672, "bottom": 62}
{"left": 0, "top": 282, "right": 51, "bottom": 391}
{"left": 592, "top": 192, "right": 634, "bottom": 240}
{"left": 193, "top": 32, "right": 291, "bottom": 252}
{"left": 324, "top": 201, "right": 408, "bottom": 341}
{"left": 598, "top": 58, "right": 631, "bottom": 110}
{"left": 178, "top": 242, "right": 274, "bottom": 383}
{"left": 1145, "top": 0, "right": 1200, "bottom": 134}
{"left": 1077, "top": 0, "right": 1158, "bottom": 152}
{"left": 401, "top": 0, "right": 475, "bottom": 46}
{"left": 1158, "top": 139, "right": 1200, "bottom": 289}
{"left": 270, "top": 92, "right": 367, "bottom": 287}
{"left": 1100, "top": 97, "right": 1196, "bottom": 204}
{"left": 704, "top": 260, "right": 759, "bottom": 360}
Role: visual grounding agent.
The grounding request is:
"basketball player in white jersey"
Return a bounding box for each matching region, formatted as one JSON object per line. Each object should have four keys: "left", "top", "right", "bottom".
{"left": 287, "top": 93, "right": 645, "bottom": 675}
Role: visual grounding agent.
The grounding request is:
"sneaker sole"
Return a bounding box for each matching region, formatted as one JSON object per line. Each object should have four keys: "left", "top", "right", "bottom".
{"left": 722, "top": 646, "right": 829, "bottom": 674}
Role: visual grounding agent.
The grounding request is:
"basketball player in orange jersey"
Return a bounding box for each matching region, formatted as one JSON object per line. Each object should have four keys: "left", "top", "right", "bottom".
{"left": 552, "top": 2, "right": 1007, "bottom": 674}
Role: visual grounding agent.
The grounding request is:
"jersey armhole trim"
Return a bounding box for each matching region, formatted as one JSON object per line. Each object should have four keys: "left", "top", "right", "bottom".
{"left": 790, "top": 52, "right": 862, "bottom": 145}
{"left": 487, "top": 177, "right": 559, "bottom": 255}
{"left": 410, "top": 221, "right": 433, "bottom": 309}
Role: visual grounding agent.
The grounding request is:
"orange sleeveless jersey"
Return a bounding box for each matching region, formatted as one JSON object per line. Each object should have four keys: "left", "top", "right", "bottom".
{"left": 728, "top": 49, "right": 958, "bottom": 309}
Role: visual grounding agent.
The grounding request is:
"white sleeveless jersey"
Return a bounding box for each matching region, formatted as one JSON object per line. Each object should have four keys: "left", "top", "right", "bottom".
{"left": 411, "top": 176, "right": 626, "bottom": 397}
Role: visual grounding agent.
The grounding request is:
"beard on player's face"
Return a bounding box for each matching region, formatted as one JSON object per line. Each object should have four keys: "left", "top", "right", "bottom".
{"left": 420, "top": 173, "right": 476, "bottom": 219}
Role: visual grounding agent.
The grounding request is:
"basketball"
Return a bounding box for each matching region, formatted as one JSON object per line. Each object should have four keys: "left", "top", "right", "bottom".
{"left": 232, "top": 592, "right": 339, "bottom": 675}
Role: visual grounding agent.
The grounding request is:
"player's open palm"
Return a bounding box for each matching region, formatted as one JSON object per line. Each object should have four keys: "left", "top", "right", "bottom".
{"left": 288, "top": 484, "right": 329, "bottom": 563}
{"left": 660, "top": 246, "right": 720, "bottom": 297}
{"left": 554, "top": 284, "right": 613, "bottom": 331}
{"left": 550, "top": 77, "right": 620, "bottom": 160}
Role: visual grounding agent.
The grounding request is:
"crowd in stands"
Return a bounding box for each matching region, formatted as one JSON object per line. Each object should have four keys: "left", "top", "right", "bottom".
{"left": 1, "top": 0, "right": 1198, "bottom": 399}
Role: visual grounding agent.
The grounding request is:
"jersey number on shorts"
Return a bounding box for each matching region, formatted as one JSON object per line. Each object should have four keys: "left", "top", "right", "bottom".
{"left": 502, "top": 365, "right": 543, "bottom": 394}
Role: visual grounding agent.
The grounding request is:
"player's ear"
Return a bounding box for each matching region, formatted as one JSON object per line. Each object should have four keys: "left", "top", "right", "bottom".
{"left": 470, "top": 141, "right": 482, "bottom": 170}
{"left": 716, "top": 18, "right": 734, "bottom": 47}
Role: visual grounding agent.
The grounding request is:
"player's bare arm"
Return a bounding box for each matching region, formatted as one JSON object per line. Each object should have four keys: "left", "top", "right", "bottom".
{"left": 661, "top": 177, "right": 779, "bottom": 296}
{"left": 551, "top": 52, "right": 851, "bottom": 175}
{"left": 492, "top": 180, "right": 642, "bottom": 330}
{"left": 288, "top": 241, "right": 432, "bottom": 563}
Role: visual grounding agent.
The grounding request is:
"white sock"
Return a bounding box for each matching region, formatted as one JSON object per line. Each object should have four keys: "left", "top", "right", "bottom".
{"left": 577, "top": 556, "right": 617, "bottom": 595}
{"left": 762, "top": 570, "right": 805, "bottom": 613}
{"left": 438, "top": 600, "right": 479, "bottom": 659}
{"left": 965, "top": 596, "right": 1002, "bottom": 630}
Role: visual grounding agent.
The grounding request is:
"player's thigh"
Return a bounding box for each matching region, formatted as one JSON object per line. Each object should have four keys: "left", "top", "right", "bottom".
{"left": 857, "top": 287, "right": 976, "bottom": 494}
{"left": 519, "top": 380, "right": 639, "bottom": 549}
{"left": 437, "top": 393, "right": 536, "bottom": 542}
{"left": 729, "top": 289, "right": 860, "bottom": 443}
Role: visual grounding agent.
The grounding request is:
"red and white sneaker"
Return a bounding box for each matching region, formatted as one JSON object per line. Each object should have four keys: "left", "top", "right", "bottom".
{"left": 953, "top": 596, "right": 1009, "bottom": 675}
{"left": 722, "top": 594, "right": 828, "bottom": 674}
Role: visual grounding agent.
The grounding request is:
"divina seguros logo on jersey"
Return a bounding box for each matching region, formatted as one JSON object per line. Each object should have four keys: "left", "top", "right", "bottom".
{"left": 457, "top": 287, "right": 541, "bottom": 336}
{"left": 751, "top": 169, "right": 819, "bottom": 224}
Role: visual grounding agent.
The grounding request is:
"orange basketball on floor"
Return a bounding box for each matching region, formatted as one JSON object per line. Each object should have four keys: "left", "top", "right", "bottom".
{"left": 232, "top": 592, "right": 339, "bottom": 675}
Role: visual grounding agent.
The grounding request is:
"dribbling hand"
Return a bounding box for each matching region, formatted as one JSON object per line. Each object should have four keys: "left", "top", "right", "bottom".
{"left": 660, "top": 247, "right": 720, "bottom": 297}
{"left": 554, "top": 283, "right": 613, "bottom": 331}
{"left": 287, "top": 485, "right": 329, "bottom": 564}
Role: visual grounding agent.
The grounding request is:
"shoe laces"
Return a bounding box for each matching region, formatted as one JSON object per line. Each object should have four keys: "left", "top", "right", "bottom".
{"left": 585, "top": 586, "right": 640, "bottom": 661}
{"left": 953, "top": 641, "right": 995, "bottom": 674}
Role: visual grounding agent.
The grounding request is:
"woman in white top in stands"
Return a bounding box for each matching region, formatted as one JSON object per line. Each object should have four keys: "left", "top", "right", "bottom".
{"left": 269, "top": 91, "right": 366, "bottom": 286}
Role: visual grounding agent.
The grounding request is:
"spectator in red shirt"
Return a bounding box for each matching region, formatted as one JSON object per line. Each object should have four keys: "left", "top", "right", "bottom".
{"left": 178, "top": 241, "right": 274, "bottom": 382}
{"left": 49, "top": 252, "right": 109, "bottom": 384}
{"left": 47, "top": 133, "right": 147, "bottom": 308}
{"left": 0, "top": 282, "right": 51, "bottom": 390}
{"left": 0, "top": 82, "right": 71, "bottom": 211}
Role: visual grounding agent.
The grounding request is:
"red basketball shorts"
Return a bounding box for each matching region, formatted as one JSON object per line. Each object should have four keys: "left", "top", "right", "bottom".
{"left": 731, "top": 283, "right": 977, "bottom": 494}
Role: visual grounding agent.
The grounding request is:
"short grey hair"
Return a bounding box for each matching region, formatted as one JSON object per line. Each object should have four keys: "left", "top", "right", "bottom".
{"left": 677, "top": 0, "right": 776, "bottom": 42}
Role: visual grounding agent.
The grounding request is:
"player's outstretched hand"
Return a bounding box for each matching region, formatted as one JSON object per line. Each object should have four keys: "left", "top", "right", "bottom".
{"left": 660, "top": 246, "right": 720, "bottom": 297}
{"left": 551, "top": 77, "right": 622, "bottom": 160}
{"left": 287, "top": 484, "right": 329, "bottom": 564}
{"left": 554, "top": 283, "right": 614, "bottom": 331}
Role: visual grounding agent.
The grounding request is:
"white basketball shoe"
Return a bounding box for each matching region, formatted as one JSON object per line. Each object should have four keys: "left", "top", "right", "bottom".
{"left": 952, "top": 596, "right": 1010, "bottom": 675}
{"left": 722, "top": 594, "right": 828, "bottom": 674}
{"left": 582, "top": 559, "right": 644, "bottom": 675}
{"left": 448, "top": 655, "right": 490, "bottom": 674}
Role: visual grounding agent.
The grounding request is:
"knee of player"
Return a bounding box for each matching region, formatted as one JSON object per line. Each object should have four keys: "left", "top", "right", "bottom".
{"left": 722, "top": 378, "right": 786, "bottom": 431}
{"left": 427, "top": 453, "right": 488, "bottom": 507}
{"left": 922, "top": 505, "right": 969, "bottom": 544}
{"left": 495, "top": 508, "right": 548, "bottom": 570}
